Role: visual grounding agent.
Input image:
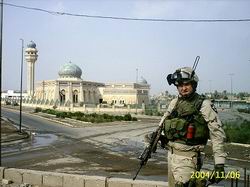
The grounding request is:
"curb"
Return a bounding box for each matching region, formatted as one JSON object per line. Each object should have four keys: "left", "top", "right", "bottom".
{"left": 3, "top": 107, "right": 74, "bottom": 128}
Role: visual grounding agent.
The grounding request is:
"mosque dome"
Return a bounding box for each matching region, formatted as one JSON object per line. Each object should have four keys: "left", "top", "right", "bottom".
{"left": 139, "top": 76, "right": 148, "bottom": 84}
{"left": 27, "top": 41, "right": 36, "bottom": 48}
{"left": 58, "top": 62, "right": 82, "bottom": 78}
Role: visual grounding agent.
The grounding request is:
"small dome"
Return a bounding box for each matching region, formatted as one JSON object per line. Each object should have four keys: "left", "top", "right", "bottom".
{"left": 140, "top": 76, "right": 148, "bottom": 84}
{"left": 58, "top": 62, "right": 82, "bottom": 78}
{"left": 27, "top": 41, "right": 36, "bottom": 48}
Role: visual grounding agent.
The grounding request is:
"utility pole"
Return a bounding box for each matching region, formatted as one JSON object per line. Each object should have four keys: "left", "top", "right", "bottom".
{"left": 135, "top": 68, "right": 139, "bottom": 113}
{"left": 136, "top": 68, "right": 138, "bottom": 83}
{"left": 208, "top": 80, "right": 212, "bottom": 98}
{"left": 19, "top": 38, "right": 24, "bottom": 133}
{"left": 229, "top": 73, "right": 234, "bottom": 109}
{"left": 0, "top": 0, "right": 4, "bottom": 167}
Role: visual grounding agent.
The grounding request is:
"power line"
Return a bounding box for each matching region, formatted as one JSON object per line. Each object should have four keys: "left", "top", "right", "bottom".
{"left": 3, "top": 2, "right": 250, "bottom": 23}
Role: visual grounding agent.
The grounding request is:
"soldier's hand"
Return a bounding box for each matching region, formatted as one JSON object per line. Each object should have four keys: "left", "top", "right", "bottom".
{"left": 209, "top": 164, "right": 225, "bottom": 184}
{"left": 159, "top": 135, "right": 168, "bottom": 148}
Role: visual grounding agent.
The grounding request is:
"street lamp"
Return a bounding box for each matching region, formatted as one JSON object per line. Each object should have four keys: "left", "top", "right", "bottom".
{"left": 136, "top": 68, "right": 138, "bottom": 83}
{"left": 208, "top": 80, "right": 212, "bottom": 96}
{"left": 0, "top": 0, "right": 4, "bottom": 167}
{"left": 229, "top": 73, "right": 234, "bottom": 109}
{"left": 19, "top": 38, "right": 24, "bottom": 133}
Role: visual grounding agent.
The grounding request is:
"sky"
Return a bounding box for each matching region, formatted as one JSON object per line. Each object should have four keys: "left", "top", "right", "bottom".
{"left": 2, "top": 0, "right": 250, "bottom": 95}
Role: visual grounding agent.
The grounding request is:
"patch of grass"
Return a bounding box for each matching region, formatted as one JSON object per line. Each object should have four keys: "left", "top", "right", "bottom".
{"left": 223, "top": 120, "right": 250, "bottom": 144}
{"left": 237, "top": 108, "right": 250, "bottom": 114}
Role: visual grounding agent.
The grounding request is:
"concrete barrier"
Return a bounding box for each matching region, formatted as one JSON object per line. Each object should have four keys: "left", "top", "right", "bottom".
{"left": 0, "top": 167, "right": 224, "bottom": 187}
{"left": 63, "top": 173, "right": 84, "bottom": 187}
{"left": 0, "top": 167, "right": 4, "bottom": 180}
{"left": 0, "top": 167, "right": 168, "bottom": 187}
{"left": 4, "top": 168, "right": 23, "bottom": 183}
{"left": 23, "top": 170, "right": 43, "bottom": 186}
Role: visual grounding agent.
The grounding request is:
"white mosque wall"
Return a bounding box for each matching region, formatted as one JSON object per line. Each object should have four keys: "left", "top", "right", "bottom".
{"left": 19, "top": 102, "right": 145, "bottom": 115}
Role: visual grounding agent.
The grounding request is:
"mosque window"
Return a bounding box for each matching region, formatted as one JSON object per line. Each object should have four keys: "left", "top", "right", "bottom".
{"left": 73, "top": 90, "right": 78, "bottom": 103}
{"left": 111, "top": 100, "right": 117, "bottom": 105}
{"left": 60, "top": 90, "right": 66, "bottom": 104}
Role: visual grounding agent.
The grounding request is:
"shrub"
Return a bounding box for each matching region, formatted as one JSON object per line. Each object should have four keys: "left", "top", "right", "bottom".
{"left": 237, "top": 108, "right": 250, "bottom": 114}
{"left": 56, "top": 112, "right": 67, "bottom": 119}
{"left": 145, "top": 109, "right": 153, "bottom": 116}
{"left": 80, "top": 116, "right": 87, "bottom": 122}
{"left": 124, "top": 113, "right": 132, "bottom": 121}
{"left": 102, "top": 113, "right": 111, "bottom": 119}
{"left": 90, "top": 113, "right": 98, "bottom": 118}
{"left": 42, "top": 109, "right": 57, "bottom": 115}
{"left": 90, "top": 117, "right": 95, "bottom": 123}
{"left": 76, "top": 116, "right": 82, "bottom": 120}
{"left": 224, "top": 120, "right": 250, "bottom": 144}
{"left": 114, "top": 115, "right": 123, "bottom": 121}
{"left": 132, "top": 117, "right": 138, "bottom": 121}
{"left": 12, "top": 102, "right": 19, "bottom": 106}
{"left": 5, "top": 101, "right": 11, "bottom": 105}
{"left": 96, "top": 118, "right": 104, "bottom": 123}
{"left": 73, "top": 111, "right": 84, "bottom": 117}
{"left": 34, "top": 107, "right": 42, "bottom": 113}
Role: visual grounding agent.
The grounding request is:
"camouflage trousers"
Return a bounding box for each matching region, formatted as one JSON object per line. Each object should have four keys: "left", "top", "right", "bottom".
{"left": 168, "top": 149, "right": 206, "bottom": 187}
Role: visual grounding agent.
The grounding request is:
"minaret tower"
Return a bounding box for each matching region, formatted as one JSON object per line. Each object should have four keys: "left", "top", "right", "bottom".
{"left": 25, "top": 41, "right": 38, "bottom": 98}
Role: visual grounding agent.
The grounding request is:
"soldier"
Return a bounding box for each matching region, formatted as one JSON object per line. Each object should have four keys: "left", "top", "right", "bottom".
{"left": 162, "top": 67, "right": 227, "bottom": 187}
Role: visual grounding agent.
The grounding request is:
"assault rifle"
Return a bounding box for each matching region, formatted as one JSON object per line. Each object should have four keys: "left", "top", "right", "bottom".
{"left": 133, "top": 118, "right": 167, "bottom": 180}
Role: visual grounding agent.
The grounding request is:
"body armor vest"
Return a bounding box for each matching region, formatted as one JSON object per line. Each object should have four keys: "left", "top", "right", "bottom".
{"left": 164, "top": 93, "right": 209, "bottom": 145}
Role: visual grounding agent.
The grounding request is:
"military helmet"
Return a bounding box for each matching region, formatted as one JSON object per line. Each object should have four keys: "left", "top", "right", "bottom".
{"left": 167, "top": 67, "right": 199, "bottom": 86}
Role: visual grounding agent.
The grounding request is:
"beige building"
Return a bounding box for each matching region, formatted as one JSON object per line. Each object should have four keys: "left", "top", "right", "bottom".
{"left": 102, "top": 81, "right": 150, "bottom": 106}
{"left": 34, "top": 62, "right": 104, "bottom": 107}
{"left": 25, "top": 41, "right": 150, "bottom": 108}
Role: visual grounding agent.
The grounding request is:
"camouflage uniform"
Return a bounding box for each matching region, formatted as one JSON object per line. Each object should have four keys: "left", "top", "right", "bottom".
{"left": 163, "top": 65, "right": 226, "bottom": 187}
{"left": 163, "top": 96, "right": 226, "bottom": 187}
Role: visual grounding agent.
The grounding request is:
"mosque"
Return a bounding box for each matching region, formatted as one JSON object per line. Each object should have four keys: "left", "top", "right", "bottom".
{"left": 25, "top": 41, "right": 150, "bottom": 108}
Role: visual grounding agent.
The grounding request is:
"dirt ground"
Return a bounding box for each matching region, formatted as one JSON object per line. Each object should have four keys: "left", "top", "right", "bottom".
{"left": 1, "top": 118, "right": 29, "bottom": 143}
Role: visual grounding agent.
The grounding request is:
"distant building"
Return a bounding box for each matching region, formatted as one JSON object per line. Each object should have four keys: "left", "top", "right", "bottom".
{"left": 23, "top": 41, "right": 150, "bottom": 108}
{"left": 34, "top": 62, "right": 105, "bottom": 107}
{"left": 1, "top": 90, "right": 28, "bottom": 99}
{"left": 103, "top": 80, "right": 150, "bottom": 106}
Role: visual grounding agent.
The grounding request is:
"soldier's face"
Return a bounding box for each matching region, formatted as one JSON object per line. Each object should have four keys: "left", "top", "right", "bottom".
{"left": 177, "top": 82, "right": 193, "bottom": 97}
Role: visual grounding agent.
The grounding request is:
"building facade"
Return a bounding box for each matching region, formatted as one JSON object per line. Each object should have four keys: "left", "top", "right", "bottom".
{"left": 102, "top": 81, "right": 150, "bottom": 106}
{"left": 34, "top": 62, "right": 105, "bottom": 107}
{"left": 24, "top": 41, "right": 150, "bottom": 108}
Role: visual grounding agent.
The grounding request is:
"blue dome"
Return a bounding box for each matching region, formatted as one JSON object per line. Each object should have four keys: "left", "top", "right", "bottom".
{"left": 27, "top": 41, "right": 36, "bottom": 48}
{"left": 58, "top": 62, "right": 82, "bottom": 78}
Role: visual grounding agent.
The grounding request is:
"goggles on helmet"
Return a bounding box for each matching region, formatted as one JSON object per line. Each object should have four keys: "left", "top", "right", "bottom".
{"left": 167, "top": 70, "right": 193, "bottom": 85}
{"left": 172, "top": 71, "right": 191, "bottom": 79}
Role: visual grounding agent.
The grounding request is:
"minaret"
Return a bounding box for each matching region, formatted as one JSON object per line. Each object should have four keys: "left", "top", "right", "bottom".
{"left": 25, "top": 41, "right": 38, "bottom": 98}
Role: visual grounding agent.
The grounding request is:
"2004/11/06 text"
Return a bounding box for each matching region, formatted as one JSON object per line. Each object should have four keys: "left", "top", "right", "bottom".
{"left": 191, "top": 171, "right": 240, "bottom": 179}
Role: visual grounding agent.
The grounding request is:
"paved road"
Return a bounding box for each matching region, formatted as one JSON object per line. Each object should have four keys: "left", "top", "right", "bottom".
{"left": 1, "top": 108, "right": 165, "bottom": 181}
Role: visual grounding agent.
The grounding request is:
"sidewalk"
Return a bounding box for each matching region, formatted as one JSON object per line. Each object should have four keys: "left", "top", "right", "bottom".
{"left": 1, "top": 117, "right": 29, "bottom": 144}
